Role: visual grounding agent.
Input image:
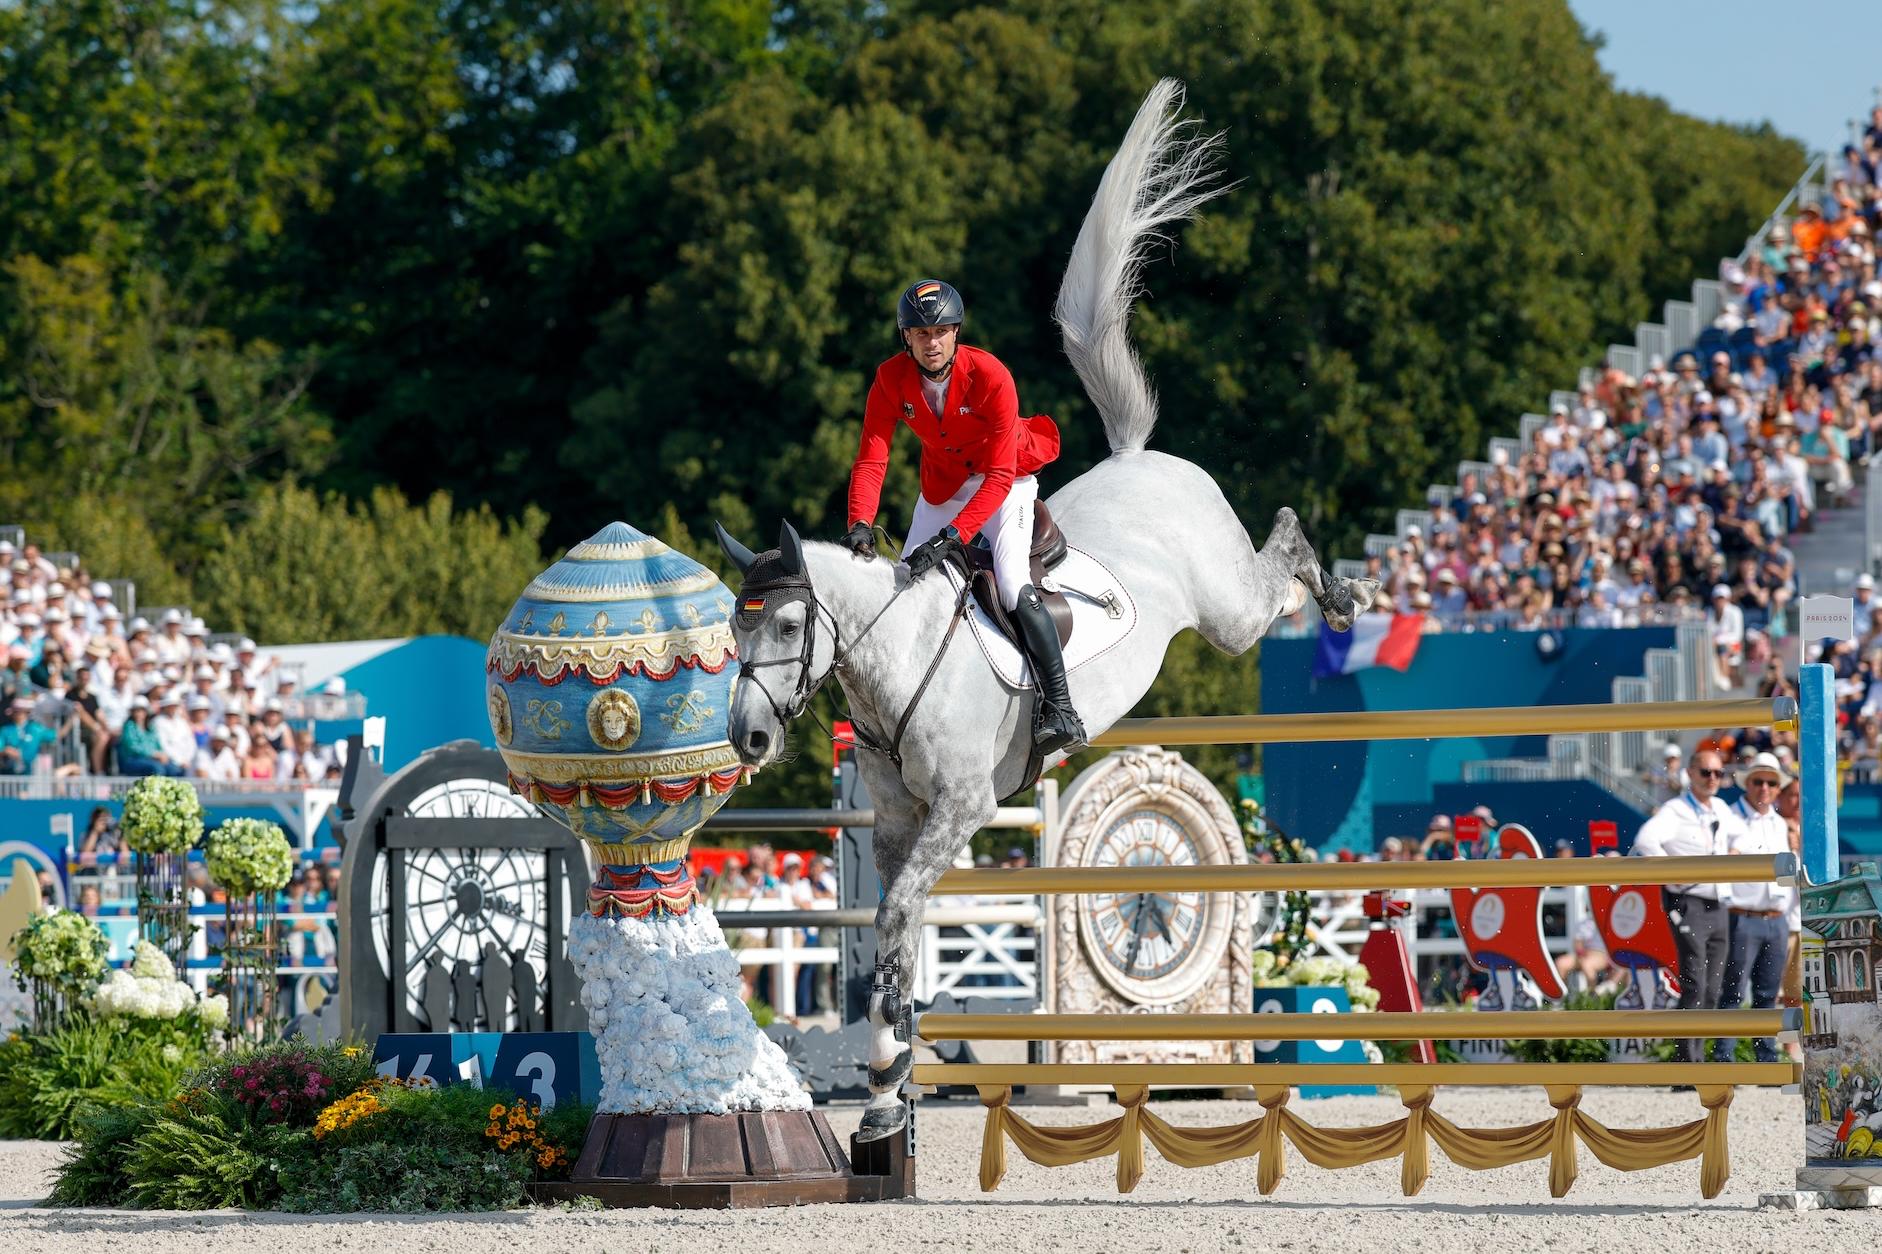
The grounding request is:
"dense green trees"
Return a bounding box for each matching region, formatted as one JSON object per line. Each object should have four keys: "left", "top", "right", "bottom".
{"left": 0, "top": 2, "right": 1806, "bottom": 799}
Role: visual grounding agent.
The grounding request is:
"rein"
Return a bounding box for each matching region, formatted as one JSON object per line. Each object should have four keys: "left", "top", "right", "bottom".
{"left": 739, "top": 562, "right": 971, "bottom": 769}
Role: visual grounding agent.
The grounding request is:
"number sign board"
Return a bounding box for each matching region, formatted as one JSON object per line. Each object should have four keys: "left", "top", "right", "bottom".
{"left": 373, "top": 1031, "right": 601, "bottom": 1110}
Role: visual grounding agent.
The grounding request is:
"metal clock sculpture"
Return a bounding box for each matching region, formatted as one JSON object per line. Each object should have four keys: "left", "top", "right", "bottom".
{"left": 1045, "top": 747, "right": 1252, "bottom": 1067}
{"left": 333, "top": 739, "right": 589, "bottom": 1040}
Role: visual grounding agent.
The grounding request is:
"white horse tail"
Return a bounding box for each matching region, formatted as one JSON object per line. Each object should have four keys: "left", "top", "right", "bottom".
{"left": 1055, "top": 78, "right": 1230, "bottom": 455}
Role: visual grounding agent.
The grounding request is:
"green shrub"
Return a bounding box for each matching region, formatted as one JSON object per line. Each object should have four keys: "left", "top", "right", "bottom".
{"left": 124, "top": 1089, "right": 311, "bottom": 1210}
{"left": 190, "top": 1038, "right": 379, "bottom": 1127}
{"left": 277, "top": 1138, "right": 533, "bottom": 1213}
{"left": 1506, "top": 990, "right": 1615, "bottom": 1065}
{"left": 0, "top": 1014, "right": 209, "bottom": 1139}
{"left": 46, "top": 1100, "right": 162, "bottom": 1207}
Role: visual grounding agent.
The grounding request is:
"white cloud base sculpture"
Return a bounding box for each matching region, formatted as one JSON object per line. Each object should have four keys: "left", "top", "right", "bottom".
{"left": 568, "top": 907, "right": 810, "bottom": 1115}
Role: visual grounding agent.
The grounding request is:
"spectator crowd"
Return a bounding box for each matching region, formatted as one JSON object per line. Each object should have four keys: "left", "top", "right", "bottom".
{"left": 1355, "top": 138, "right": 1882, "bottom": 698}
{"left": 0, "top": 537, "right": 343, "bottom": 785}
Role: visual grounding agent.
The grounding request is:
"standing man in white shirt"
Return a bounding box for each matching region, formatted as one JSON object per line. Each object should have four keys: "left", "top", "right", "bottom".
{"left": 1716, "top": 752, "right": 1793, "bottom": 1064}
{"left": 1631, "top": 748, "right": 1747, "bottom": 1067}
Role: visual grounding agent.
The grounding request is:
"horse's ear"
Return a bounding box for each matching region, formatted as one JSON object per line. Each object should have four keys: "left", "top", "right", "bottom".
{"left": 714, "top": 521, "right": 757, "bottom": 575}
{"left": 777, "top": 521, "right": 805, "bottom": 577}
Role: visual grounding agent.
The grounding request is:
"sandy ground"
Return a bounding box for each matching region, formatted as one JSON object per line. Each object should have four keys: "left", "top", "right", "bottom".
{"left": 0, "top": 1087, "right": 1866, "bottom": 1252}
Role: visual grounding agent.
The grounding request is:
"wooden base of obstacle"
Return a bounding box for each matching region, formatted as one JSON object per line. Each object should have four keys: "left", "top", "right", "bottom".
{"left": 529, "top": 1108, "right": 914, "bottom": 1208}
{"left": 936, "top": 1073, "right": 1787, "bottom": 1199}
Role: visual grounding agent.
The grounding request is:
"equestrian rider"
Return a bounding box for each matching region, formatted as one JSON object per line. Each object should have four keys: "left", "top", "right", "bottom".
{"left": 841, "top": 278, "right": 1087, "bottom": 755}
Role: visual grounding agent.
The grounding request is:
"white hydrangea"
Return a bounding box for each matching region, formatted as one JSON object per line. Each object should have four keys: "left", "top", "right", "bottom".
{"left": 198, "top": 992, "right": 230, "bottom": 1029}
{"left": 569, "top": 907, "right": 810, "bottom": 1115}
{"left": 89, "top": 942, "right": 221, "bottom": 1023}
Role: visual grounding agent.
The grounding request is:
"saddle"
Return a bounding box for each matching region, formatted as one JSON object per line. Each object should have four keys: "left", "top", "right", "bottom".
{"left": 962, "top": 500, "right": 1073, "bottom": 648}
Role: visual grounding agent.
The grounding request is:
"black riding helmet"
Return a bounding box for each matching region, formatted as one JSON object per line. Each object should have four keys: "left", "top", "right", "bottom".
{"left": 896, "top": 279, "right": 964, "bottom": 380}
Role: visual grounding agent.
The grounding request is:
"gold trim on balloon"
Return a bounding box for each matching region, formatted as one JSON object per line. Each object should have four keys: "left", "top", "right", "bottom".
{"left": 498, "top": 743, "right": 741, "bottom": 784}
{"left": 486, "top": 621, "right": 733, "bottom": 678}
{"left": 486, "top": 684, "right": 513, "bottom": 746}
{"left": 586, "top": 835, "right": 695, "bottom": 865}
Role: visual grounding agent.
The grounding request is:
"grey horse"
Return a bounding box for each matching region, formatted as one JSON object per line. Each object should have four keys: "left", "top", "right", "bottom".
{"left": 716, "top": 80, "right": 1378, "bottom": 1141}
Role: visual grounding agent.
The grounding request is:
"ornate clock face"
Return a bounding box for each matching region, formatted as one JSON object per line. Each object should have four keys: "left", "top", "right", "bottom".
{"left": 369, "top": 778, "right": 550, "bottom": 1025}
{"left": 1077, "top": 804, "right": 1232, "bottom": 1005}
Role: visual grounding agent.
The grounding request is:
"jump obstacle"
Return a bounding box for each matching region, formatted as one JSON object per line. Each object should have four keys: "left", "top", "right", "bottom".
{"left": 905, "top": 672, "right": 1838, "bottom": 1200}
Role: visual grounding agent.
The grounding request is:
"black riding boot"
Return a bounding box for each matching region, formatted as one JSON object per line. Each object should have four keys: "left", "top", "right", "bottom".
{"left": 1013, "top": 584, "right": 1087, "bottom": 755}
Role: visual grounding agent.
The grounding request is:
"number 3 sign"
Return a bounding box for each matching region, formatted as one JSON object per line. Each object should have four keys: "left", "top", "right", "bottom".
{"left": 373, "top": 1032, "right": 601, "bottom": 1110}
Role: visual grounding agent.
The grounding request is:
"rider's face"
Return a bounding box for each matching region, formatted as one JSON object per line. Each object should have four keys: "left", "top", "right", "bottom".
{"left": 903, "top": 324, "right": 957, "bottom": 372}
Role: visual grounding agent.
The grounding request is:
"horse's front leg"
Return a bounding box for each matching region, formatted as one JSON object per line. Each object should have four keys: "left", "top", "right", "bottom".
{"left": 858, "top": 785, "right": 995, "bottom": 1143}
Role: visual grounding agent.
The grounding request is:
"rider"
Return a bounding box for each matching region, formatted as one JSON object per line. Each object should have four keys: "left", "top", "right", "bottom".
{"left": 842, "top": 278, "right": 1087, "bottom": 755}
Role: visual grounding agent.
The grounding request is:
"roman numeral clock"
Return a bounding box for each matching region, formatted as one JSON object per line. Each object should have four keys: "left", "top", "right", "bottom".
{"left": 1045, "top": 747, "right": 1252, "bottom": 1066}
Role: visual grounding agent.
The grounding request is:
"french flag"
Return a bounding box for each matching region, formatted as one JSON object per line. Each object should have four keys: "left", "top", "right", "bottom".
{"left": 1313, "top": 614, "right": 1424, "bottom": 678}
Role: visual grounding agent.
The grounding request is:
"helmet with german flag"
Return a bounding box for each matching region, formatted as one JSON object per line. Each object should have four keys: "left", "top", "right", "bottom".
{"left": 896, "top": 278, "right": 964, "bottom": 329}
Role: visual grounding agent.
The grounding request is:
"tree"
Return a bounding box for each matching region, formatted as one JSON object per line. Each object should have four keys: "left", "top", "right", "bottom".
{"left": 193, "top": 482, "right": 550, "bottom": 643}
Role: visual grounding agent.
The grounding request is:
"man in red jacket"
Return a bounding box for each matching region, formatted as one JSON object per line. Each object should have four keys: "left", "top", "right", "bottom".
{"left": 843, "top": 278, "right": 1085, "bottom": 755}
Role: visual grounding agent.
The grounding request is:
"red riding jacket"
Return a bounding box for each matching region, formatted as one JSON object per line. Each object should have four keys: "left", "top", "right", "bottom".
{"left": 846, "top": 345, "right": 1060, "bottom": 542}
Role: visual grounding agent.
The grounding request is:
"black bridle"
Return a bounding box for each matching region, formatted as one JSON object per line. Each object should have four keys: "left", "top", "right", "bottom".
{"left": 734, "top": 561, "right": 970, "bottom": 769}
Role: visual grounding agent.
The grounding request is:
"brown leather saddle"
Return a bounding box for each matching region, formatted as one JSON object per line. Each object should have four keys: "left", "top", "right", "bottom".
{"left": 963, "top": 500, "right": 1073, "bottom": 648}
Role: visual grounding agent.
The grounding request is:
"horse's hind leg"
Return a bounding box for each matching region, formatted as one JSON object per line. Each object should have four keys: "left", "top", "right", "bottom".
{"left": 1264, "top": 507, "right": 1378, "bottom": 632}
{"left": 858, "top": 785, "right": 994, "bottom": 1143}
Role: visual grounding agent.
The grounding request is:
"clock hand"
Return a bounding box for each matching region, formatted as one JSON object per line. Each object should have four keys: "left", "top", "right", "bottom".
{"left": 1145, "top": 895, "right": 1173, "bottom": 942}
{"left": 1125, "top": 894, "right": 1152, "bottom": 973}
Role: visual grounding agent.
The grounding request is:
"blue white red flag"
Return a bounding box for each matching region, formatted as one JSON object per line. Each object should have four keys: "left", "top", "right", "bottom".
{"left": 1313, "top": 614, "right": 1424, "bottom": 678}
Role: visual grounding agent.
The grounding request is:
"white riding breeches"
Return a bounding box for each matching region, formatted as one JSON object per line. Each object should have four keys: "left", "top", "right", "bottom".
{"left": 906, "top": 474, "right": 1037, "bottom": 612}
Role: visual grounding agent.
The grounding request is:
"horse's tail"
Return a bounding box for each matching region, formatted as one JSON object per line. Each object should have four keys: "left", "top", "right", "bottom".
{"left": 1054, "top": 78, "right": 1230, "bottom": 455}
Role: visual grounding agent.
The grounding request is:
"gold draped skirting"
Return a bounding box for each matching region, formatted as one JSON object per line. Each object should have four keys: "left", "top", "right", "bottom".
{"left": 972, "top": 1083, "right": 1736, "bottom": 1199}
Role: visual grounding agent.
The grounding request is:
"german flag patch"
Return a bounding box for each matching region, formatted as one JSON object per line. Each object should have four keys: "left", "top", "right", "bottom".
{"left": 741, "top": 596, "right": 765, "bottom": 614}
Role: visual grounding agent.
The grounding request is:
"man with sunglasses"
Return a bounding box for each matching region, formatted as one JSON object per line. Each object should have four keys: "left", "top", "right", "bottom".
{"left": 1716, "top": 752, "right": 1793, "bottom": 1064}
{"left": 1631, "top": 747, "right": 1747, "bottom": 1069}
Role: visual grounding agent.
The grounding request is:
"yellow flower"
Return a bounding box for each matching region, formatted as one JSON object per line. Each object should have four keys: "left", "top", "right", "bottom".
{"left": 342, "top": 1046, "right": 363, "bottom": 1058}
{"left": 489, "top": 1103, "right": 505, "bottom": 1119}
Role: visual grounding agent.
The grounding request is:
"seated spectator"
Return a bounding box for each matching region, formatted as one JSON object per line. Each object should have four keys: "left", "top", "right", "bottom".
{"left": 119, "top": 696, "right": 185, "bottom": 776}
{"left": 1709, "top": 584, "right": 1746, "bottom": 686}
{"left": 0, "top": 695, "right": 55, "bottom": 775}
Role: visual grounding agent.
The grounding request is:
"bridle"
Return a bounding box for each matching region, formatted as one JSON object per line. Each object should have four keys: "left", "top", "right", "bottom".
{"left": 735, "top": 560, "right": 970, "bottom": 769}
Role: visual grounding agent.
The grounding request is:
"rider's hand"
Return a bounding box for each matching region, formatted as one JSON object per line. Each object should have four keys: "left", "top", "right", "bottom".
{"left": 842, "top": 521, "right": 877, "bottom": 559}
{"left": 903, "top": 526, "right": 960, "bottom": 578}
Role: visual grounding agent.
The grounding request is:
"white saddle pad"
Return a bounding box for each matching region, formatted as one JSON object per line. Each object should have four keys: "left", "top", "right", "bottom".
{"left": 949, "top": 548, "right": 1139, "bottom": 690}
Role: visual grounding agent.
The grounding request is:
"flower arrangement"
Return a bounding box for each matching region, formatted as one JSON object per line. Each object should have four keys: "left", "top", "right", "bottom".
{"left": 1238, "top": 798, "right": 1313, "bottom": 969}
{"left": 120, "top": 777, "right": 204, "bottom": 855}
{"left": 90, "top": 941, "right": 229, "bottom": 1027}
{"left": 205, "top": 819, "right": 295, "bottom": 895}
{"left": 10, "top": 910, "right": 110, "bottom": 1026}
{"left": 216, "top": 1048, "right": 333, "bottom": 1122}
{"left": 1250, "top": 949, "right": 1381, "bottom": 1008}
{"left": 485, "top": 1098, "right": 571, "bottom": 1172}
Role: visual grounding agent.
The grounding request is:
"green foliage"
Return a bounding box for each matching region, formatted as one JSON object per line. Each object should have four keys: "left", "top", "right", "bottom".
{"left": 193, "top": 481, "right": 551, "bottom": 642}
{"left": 277, "top": 1083, "right": 550, "bottom": 1212}
{"left": 0, "top": 1014, "right": 207, "bottom": 1140}
{"left": 1505, "top": 990, "right": 1615, "bottom": 1064}
{"left": 46, "top": 1100, "right": 162, "bottom": 1207}
{"left": 192, "top": 1038, "right": 382, "bottom": 1123}
{"left": 124, "top": 1090, "right": 311, "bottom": 1211}
{"left": 120, "top": 777, "right": 206, "bottom": 856}
{"left": 205, "top": 818, "right": 296, "bottom": 895}
{"left": 0, "top": 0, "right": 1809, "bottom": 814}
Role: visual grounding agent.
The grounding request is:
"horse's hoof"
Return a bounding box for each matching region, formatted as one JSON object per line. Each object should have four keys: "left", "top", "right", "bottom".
{"left": 855, "top": 1104, "right": 906, "bottom": 1143}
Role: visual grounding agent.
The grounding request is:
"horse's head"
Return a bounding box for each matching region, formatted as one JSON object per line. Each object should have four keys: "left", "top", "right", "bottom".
{"left": 716, "top": 520, "right": 835, "bottom": 768}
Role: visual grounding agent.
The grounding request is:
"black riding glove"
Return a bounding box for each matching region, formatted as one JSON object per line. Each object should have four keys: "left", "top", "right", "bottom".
{"left": 903, "top": 526, "right": 961, "bottom": 578}
{"left": 842, "top": 521, "right": 877, "bottom": 558}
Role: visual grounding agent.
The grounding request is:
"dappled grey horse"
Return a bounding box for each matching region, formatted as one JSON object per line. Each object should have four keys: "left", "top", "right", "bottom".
{"left": 717, "top": 80, "right": 1378, "bottom": 1141}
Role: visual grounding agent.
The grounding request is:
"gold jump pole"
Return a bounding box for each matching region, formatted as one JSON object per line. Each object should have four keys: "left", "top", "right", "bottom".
{"left": 1091, "top": 695, "right": 1794, "bottom": 747}
{"left": 912, "top": 1061, "right": 1800, "bottom": 1088}
{"left": 915, "top": 1009, "right": 1796, "bottom": 1043}
{"left": 932, "top": 852, "right": 1794, "bottom": 896}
